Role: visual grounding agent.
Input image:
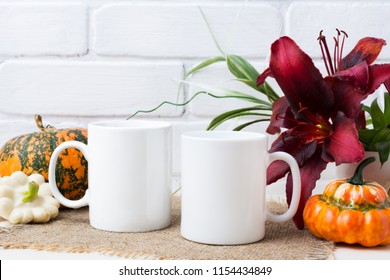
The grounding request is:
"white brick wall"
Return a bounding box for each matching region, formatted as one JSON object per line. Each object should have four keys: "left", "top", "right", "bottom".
{"left": 0, "top": 3, "right": 88, "bottom": 56}
{"left": 286, "top": 2, "right": 390, "bottom": 59}
{"left": 0, "top": 0, "right": 389, "bottom": 194}
{"left": 0, "top": 60, "right": 184, "bottom": 116}
{"left": 93, "top": 3, "right": 282, "bottom": 57}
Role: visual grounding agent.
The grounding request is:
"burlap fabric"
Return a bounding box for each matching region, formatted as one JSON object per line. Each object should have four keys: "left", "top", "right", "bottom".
{"left": 0, "top": 196, "right": 334, "bottom": 259}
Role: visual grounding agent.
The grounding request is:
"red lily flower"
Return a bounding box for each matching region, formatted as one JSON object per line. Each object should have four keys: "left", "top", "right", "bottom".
{"left": 318, "top": 30, "right": 390, "bottom": 119}
{"left": 257, "top": 36, "right": 366, "bottom": 229}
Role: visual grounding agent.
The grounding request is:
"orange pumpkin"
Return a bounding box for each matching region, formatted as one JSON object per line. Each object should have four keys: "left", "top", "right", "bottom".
{"left": 303, "top": 157, "right": 390, "bottom": 247}
{"left": 0, "top": 115, "right": 88, "bottom": 200}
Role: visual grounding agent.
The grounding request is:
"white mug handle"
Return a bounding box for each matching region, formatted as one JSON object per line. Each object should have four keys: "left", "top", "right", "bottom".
{"left": 48, "top": 141, "right": 89, "bottom": 208}
{"left": 266, "top": 151, "right": 301, "bottom": 223}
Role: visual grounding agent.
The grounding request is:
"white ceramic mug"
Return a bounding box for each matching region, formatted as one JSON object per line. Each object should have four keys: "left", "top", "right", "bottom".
{"left": 48, "top": 120, "right": 172, "bottom": 232}
{"left": 181, "top": 131, "right": 301, "bottom": 245}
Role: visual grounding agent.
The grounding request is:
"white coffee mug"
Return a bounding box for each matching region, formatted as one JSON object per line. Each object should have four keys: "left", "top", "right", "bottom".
{"left": 181, "top": 131, "right": 301, "bottom": 245}
{"left": 48, "top": 120, "right": 172, "bottom": 232}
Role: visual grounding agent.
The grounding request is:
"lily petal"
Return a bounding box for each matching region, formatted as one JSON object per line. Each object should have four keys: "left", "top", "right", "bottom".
{"left": 384, "top": 78, "right": 390, "bottom": 93}
{"left": 367, "top": 63, "right": 390, "bottom": 94}
{"left": 323, "top": 112, "right": 364, "bottom": 164}
{"left": 341, "top": 37, "right": 386, "bottom": 70}
{"left": 266, "top": 97, "right": 295, "bottom": 134}
{"left": 267, "top": 133, "right": 317, "bottom": 184}
{"left": 269, "top": 37, "right": 334, "bottom": 119}
{"left": 286, "top": 150, "right": 328, "bottom": 229}
{"left": 270, "top": 132, "right": 318, "bottom": 165}
{"left": 332, "top": 61, "right": 369, "bottom": 90}
{"left": 327, "top": 78, "right": 366, "bottom": 119}
{"left": 256, "top": 67, "right": 272, "bottom": 86}
{"left": 267, "top": 161, "right": 289, "bottom": 185}
{"left": 326, "top": 62, "right": 370, "bottom": 118}
{"left": 355, "top": 109, "right": 366, "bottom": 130}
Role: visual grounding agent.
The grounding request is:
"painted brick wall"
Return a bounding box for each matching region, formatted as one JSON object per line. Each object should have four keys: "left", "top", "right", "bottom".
{"left": 0, "top": 0, "right": 388, "bottom": 193}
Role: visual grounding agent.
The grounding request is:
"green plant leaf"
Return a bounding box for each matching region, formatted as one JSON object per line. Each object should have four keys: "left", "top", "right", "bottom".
{"left": 210, "top": 112, "right": 271, "bottom": 130}
{"left": 362, "top": 105, "right": 371, "bottom": 114}
{"left": 235, "top": 78, "right": 279, "bottom": 101}
{"left": 367, "top": 128, "right": 390, "bottom": 151}
{"left": 226, "top": 55, "right": 279, "bottom": 102}
{"left": 128, "top": 91, "right": 216, "bottom": 119}
{"left": 185, "top": 56, "right": 225, "bottom": 79}
{"left": 214, "top": 88, "right": 273, "bottom": 106}
{"left": 197, "top": 6, "right": 225, "bottom": 55}
{"left": 384, "top": 92, "right": 390, "bottom": 125}
{"left": 365, "top": 119, "right": 373, "bottom": 126}
{"left": 233, "top": 119, "right": 269, "bottom": 131}
{"left": 375, "top": 141, "right": 390, "bottom": 165}
{"left": 370, "top": 97, "right": 386, "bottom": 129}
{"left": 235, "top": 78, "right": 259, "bottom": 90}
{"left": 128, "top": 88, "right": 272, "bottom": 120}
{"left": 358, "top": 128, "right": 379, "bottom": 147}
{"left": 207, "top": 106, "right": 271, "bottom": 130}
{"left": 262, "top": 81, "right": 280, "bottom": 102}
{"left": 226, "top": 54, "right": 259, "bottom": 81}
{"left": 179, "top": 80, "right": 273, "bottom": 106}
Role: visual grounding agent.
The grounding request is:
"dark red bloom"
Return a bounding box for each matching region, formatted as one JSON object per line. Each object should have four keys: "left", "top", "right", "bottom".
{"left": 318, "top": 31, "right": 390, "bottom": 119}
{"left": 257, "top": 36, "right": 366, "bottom": 229}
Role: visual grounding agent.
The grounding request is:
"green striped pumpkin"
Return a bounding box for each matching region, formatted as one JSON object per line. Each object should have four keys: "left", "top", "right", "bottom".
{"left": 0, "top": 115, "right": 88, "bottom": 200}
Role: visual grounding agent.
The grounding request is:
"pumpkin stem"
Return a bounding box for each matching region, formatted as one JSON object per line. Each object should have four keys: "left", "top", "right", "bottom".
{"left": 35, "top": 115, "right": 56, "bottom": 132}
{"left": 22, "top": 181, "right": 39, "bottom": 203}
{"left": 348, "top": 157, "right": 376, "bottom": 185}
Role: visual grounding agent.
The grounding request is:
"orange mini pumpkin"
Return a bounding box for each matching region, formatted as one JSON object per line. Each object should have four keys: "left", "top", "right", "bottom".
{"left": 0, "top": 115, "right": 88, "bottom": 200}
{"left": 303, "top": 157, "right": 390, "bottom": 247}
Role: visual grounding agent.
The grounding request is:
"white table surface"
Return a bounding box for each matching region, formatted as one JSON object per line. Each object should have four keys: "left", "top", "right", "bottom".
{"left": 0, "top": 244, "right": 389, "bottom": 260}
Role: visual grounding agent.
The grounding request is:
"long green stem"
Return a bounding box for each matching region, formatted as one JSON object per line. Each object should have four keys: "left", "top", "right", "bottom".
{"left": 128, "top": 91, "right": 208, "bottom": 119}
{"left": 128, "top": 91, "right": 271, "bottom": 119}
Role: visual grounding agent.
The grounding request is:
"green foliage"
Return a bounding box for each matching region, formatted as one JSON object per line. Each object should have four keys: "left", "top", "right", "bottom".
{"left": 184, "top": 56, "right": 225, "bottom": 78}
{"left": 127, "top": 5, "right": 279, "bottom": 130}
{"left": 189, "top": 53, "right": 278, "bottom": 131}
{"left": 128, "top": 52, "right": 278, "bottom": 130}
{"left": 359, "top": 92, "right": 390, "bottom": 165}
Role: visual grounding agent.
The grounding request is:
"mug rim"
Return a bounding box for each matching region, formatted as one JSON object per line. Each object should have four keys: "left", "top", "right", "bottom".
{"left": 89, "top": 119, "right": 171, "bottom": 130}
{"left": 182, "top": 130, "right": 266, "bottom": 141}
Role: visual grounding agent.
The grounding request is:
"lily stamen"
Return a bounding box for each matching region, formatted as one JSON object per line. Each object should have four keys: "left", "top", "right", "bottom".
{"left": 333, "top": 36, "right": 339, "bottom": 74}
{"left": 339, "top": 30, "right": 348, "bottom": 70}
{"left": 335, "top": 29, "right": 340, "bottom": 72}
{"left": 318, "top": 31, "right": 331, "bottom": 76}
{"left": 319, "top": 29, "right": 349, "bottom": 74}
{"left": 318, "top": 30, "right": 335, "bottom": 75}
{"left": 298, "top": 104, "right": 318, "bottom": 123}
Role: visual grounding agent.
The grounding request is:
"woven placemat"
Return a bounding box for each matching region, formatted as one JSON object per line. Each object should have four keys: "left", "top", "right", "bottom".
{"left": 0, "top": 196, "right": 334, "bottom": 260}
